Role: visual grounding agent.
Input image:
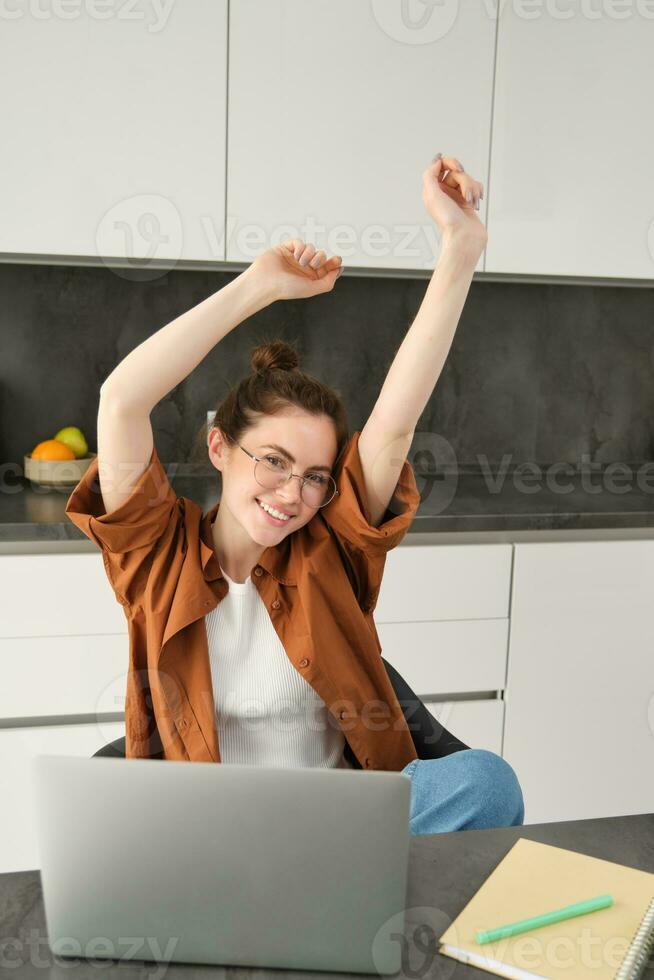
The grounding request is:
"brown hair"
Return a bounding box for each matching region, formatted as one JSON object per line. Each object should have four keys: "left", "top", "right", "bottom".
{"left": 190, "top": 338, "right": 350, "bottom": 474}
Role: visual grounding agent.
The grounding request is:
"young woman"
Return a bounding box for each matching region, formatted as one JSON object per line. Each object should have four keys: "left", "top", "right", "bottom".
{"left": 67, "top": 153, "right": 524, "bottom": 834}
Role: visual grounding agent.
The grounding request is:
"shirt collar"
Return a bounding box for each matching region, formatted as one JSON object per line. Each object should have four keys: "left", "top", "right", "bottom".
{"left": 199, "top": 500, "right": 297, "bottom": 587}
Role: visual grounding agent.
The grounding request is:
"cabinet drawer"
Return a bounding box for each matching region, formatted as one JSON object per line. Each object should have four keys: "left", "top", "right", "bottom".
{"left": 377, "top": 545, "right": 512, "bottom": 622}
{"left": 0, "top": 554, "right": 127, "bottom": 637}
{"left": 0, "top": 720, "right": 126, "bottom": 874}
{"left": 423, "top": 699, "right": 504, "bottom": 756}
{"left": 378, "top": 619, "right": 508, "bottom": 695}
{"left": 0, "top": 634, "right": 129, "bottom": 719}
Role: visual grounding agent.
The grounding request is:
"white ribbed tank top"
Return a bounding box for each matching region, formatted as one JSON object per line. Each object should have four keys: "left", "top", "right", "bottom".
{"left": 205, "top": 569, "right": 353, "bottom": 769}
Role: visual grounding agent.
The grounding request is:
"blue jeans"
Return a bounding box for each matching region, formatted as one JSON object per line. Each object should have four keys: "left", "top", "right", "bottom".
{"left": 400, "top": 749, "right": 525, "bottom": 835}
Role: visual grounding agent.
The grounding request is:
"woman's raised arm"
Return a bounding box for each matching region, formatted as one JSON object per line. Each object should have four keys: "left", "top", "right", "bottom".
{"left": 357, "top": 153, "right": 488, "bottom": 526}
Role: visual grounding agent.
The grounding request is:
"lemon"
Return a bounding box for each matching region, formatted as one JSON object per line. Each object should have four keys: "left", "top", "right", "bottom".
{"left": 53, "top": 426, "right": 88, "bottom": 459}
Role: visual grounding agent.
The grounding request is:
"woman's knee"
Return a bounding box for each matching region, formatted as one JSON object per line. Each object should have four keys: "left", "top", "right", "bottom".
{"left": 454, "top": 748, "right": 525, "bottom": 826}
{"left": 472, "top": 749, "right": 525, "bottom": 823}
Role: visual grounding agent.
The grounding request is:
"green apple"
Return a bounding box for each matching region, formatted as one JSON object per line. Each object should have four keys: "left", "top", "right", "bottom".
{"left": 54, "top": 426, "right": 88, "bottom": 459}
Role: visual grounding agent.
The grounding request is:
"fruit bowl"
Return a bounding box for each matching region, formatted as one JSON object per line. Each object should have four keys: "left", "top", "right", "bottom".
{"left": 24, "top": 452, "right": 97, "bottom": 487}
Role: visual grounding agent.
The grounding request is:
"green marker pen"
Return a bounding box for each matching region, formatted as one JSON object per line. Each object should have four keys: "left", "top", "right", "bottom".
{"left": 476, "top": 894, "right": 614, "bottom": 945}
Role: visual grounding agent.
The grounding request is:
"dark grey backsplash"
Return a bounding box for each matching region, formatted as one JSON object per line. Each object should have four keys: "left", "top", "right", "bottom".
{"left": 2, "top": 261, "right": 653, "bottom": 472}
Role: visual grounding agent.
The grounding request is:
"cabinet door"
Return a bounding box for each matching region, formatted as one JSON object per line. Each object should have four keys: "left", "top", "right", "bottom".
{"left": 0, "top": 721, "right": 126, "bottom": 874}
{"left": 504, "top": 541, "right": 654, "bottom": 824}
{"left": 0, "top": 4, "right": 227, "bottom": 262}
{"left": 485, "top": 7, "right": 654, "bottom": 279}
{"left": 227, "top": 0, "right": 495, "bottom": 271}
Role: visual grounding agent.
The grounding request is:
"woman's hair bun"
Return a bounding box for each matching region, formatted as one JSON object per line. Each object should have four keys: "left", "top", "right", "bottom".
{"left": 250, "top": 340, "right": 300, "bottom": 376}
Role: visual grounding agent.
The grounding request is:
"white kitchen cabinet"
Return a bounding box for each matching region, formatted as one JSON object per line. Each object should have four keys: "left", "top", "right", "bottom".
{"left": 0, "top": 721, "right": 126, "bottom": 874}
{"left": 0, "top": 3, "right": 227, "bottom": 262}
{"left": 486, "top": 7, "right": 654, "bottom": 279}
{"left": 227, "top": 0, "right": 495, "bottom": 271}
{"left": 503, "top": 541, "right": 654, "bottom": 824}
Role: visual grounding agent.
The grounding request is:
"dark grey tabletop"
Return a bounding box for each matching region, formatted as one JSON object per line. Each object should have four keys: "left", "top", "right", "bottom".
{"left": 1, "top": 812, "right": 652, "bottom": 978}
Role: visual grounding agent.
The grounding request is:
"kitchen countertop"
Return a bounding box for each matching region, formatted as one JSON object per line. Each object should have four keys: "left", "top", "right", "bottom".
{"left": 1, "top": 461, "right": 653, "bottom": 549}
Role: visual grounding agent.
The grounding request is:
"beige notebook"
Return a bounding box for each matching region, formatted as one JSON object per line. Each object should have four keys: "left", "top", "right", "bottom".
{"left": 437, "top": 837, "right": 654, "bottom": 980}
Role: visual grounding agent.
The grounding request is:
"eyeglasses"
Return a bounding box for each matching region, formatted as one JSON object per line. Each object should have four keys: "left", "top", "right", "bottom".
{"left": 238, "top": 445, "right": 339, "bottom": 508}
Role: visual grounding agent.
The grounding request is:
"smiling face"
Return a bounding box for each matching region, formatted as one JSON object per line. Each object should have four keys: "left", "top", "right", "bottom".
{"left": 208, "top": 405, "right": 338, "bottom": 548}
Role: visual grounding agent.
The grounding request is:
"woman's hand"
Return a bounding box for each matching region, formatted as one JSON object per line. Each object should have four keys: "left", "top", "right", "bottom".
{"left": 422, "top": 153, "right": 488, "bottom": 257}
{"left": 249, "top": 240, "right": 343, "bottom": 302}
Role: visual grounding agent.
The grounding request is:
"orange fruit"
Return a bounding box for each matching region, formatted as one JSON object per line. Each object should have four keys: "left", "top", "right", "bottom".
{"left": 30, "top": 439, "right": 76, "bottom": 461}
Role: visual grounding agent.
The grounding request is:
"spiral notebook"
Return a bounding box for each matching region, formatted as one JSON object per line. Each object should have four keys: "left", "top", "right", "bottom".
{"left": 437, "top": 837, "right": 654, "bottom": 980}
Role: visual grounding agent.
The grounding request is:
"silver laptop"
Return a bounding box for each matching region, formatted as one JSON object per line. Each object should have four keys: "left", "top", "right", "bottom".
{"left": 31, "top": 754, "right": 413, "bottom": 975}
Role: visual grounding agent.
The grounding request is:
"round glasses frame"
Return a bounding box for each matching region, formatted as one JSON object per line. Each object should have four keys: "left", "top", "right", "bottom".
{"left": 238, "top": 444, "right": 339, "bottom": 508}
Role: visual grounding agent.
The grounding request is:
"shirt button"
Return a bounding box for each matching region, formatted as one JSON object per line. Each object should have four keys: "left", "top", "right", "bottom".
{"left": 254, "top": 567, "right": 263, "bottom": 576}
{"left": 365, "top": 758, "right": 372, "bottom": 768}
{"left": 299, "top": 658, "right": 309, "bottom": 668}
{"left": 178, "top": 718, "right": 188, "bottom": 731}
{"left": 339, "top": 709, "right": 348, "bottom": 720}
{"left": 271, "top": 599, "right": 281, "bottom": 610}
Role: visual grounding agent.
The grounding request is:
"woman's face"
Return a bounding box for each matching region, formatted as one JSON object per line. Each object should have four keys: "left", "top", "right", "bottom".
{"left": 208, "top": 407, "right": 338, "bottom": 543}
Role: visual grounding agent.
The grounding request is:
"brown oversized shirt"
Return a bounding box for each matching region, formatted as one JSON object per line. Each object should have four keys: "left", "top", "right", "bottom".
{"left": 65, "top": 430, "right": 421, "bottom": 770}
